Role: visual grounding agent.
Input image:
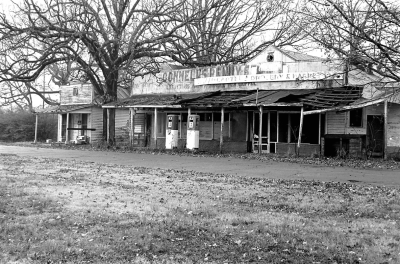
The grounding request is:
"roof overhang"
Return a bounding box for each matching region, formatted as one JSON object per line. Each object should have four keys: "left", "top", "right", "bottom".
{"left": 303, "top": 90, "right": 400, "bottom": 115}
{"left": 34, "top": 104, "right": 94, "bottom": 114}
{"left": 102, "top": 105, "right": 182, "bottom": 108}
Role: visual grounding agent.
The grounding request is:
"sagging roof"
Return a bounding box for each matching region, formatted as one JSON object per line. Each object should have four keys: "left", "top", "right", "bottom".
{"left": 233, "top": 90, "right": 314, "bottom": 106}
{"left": 102, "top": 85, "right": 396, "bottom": 111}
{"left": 179, "top": 91, "right": 254, "bottom": 107}
{"left": 34, "top": 104, "right": 94, "bottom": 114}
{"left": 303, "top": 88, "right": 400, "bottom": 115}
{"left": 102, "top": 93, "right": 209, "bottom": 108}
{"left": 301, "top": 87, "right": 363, "bottom": 109}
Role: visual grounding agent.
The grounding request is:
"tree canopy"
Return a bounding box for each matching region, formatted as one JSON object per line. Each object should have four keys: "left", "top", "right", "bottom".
{"left": 0, "top": 0, "right": 300, "bottom": 104}
{"left": 298, "top": 0, "right": 400, "bottom": 83}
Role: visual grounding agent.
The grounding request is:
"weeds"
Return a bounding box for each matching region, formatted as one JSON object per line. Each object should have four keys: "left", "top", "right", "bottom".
{"left": 1, "top": 155, "right": 400, "bottom": 263}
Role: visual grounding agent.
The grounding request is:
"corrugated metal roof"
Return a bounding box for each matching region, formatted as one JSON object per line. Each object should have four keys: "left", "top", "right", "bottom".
{"left": 34, "top": 104, "right": 94, "bottom": 114}
{"left": 303, "top": 88, "right": 400, "bottom": 115}
{"left": 103, "top": 93, "right": 209, "bottom": 108}
{"left": 234, "top": 90, "right": 314, "bottom": 106}
{"left": 179, "top": 91, "right": 254, "bottom": 107}
{"left": 301, "top": 87, "right": 363, "bottom": 109}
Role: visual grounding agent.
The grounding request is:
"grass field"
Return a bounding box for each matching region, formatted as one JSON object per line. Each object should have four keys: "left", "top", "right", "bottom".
{"left": 1, "top": 153, "right": 400, "bottom": 264}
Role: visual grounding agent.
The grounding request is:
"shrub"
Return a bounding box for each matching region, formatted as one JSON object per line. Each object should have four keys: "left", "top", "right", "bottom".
{"left": 0, "top": 109, "right": 57, "bottom": 142}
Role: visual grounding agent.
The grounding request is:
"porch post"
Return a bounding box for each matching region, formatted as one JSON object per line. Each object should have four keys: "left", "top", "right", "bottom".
{"left": 188, "top": 107, "right": 191, "bottom": 116}
{"left": 252, "top": 111, "right": 255, "bottom": 152}
{"left": 267, "top": 112, "right": 271, "bottom": 153}
{"left": 318, "top": 114, "right": 321, "bottom": 145}
{"left": 384, "top": 100, "right": 388, "bottom": 160}
{"left": 34, "top": 114, "right": 38, "bottom": 143}
{"left": 297, "top": 107, "right": 304, "bottom": 156}
{"left": 258, "top": 106, "right": 263, "bottom": 154}
{"left": 130, "top": 108, "right": 135, "bottom": 146}
{"left": 65, "top": 113, "right": 70, "bottom": 144}
{"left": 220, "top": 107, "right": 225, "bottom": 153}
{"left": 107, "top": 108, "right": 116, "bottom": 145}
{"left": 154, "top": 108, "right": 158, "bottom": 148}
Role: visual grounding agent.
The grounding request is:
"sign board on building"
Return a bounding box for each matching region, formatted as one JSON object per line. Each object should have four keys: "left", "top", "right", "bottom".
{"left": 194, "top": 72, "right": 343, "bottom": 86}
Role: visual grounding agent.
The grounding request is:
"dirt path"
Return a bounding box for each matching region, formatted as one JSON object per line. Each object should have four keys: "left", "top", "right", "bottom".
{"left": 1, "top": 145, "right": 399, "bottom": 186}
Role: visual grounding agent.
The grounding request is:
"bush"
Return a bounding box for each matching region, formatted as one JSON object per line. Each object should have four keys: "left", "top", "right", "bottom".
{"left": 0, "top": 109, "right": 57, "bottom": 142}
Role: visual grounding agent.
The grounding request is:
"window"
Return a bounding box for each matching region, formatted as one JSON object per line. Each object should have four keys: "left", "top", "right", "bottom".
{"left": 73, "top": 87, "right": 79, "bottom": 96}
{"left": 267, "top": 52, "right": 274, "bottom": 62}
{"left": 349, "top": 108, "right": 363, "bottom": 127}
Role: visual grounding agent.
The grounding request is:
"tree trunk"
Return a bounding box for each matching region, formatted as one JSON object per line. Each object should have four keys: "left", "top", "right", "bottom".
{"left": 105, "top": 70, "right": 118, "bottom": 146}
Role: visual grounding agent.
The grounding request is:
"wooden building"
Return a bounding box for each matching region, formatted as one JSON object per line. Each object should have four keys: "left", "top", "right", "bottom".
{"left": 39, "top": 46, "right": 400, "bottom": 158}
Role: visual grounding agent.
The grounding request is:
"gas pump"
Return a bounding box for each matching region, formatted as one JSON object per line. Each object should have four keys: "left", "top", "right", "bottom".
{"left": 166, "top": 115, "right": 179, "bottom": 149}
{"left": 186, "top": 114, "right": 199, "bottom": 150}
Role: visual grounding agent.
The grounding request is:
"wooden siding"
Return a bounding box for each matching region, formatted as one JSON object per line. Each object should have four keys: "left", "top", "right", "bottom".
{"left": 387, "top": 104, "right": 400, "bottom": 147}
{"left": 115, "top": 109, "right": 130, "bottom": 144}
{"left": 91, "top": 107, "right": 103, "bottom": 143}
{"left": 60, "top": 83, "right": 93, "bottom": 105}
{"left": 326, "top": 112, "right": 346, "bottom": 134}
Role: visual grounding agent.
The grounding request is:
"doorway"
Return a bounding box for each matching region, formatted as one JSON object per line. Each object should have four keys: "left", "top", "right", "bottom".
{"left": 366, "top": 115, "right": 384, "bottom": 157}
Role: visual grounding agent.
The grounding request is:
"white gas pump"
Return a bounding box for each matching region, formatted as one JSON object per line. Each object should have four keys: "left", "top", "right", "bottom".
{"left": 186, "top": 115, "right": 199, "bottom": 150}
{"left": 166, "top": 115, "right": 179, "bottom": 149}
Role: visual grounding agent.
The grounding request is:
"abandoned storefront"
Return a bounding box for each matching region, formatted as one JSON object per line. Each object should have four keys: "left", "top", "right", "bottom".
{"left": 41, "top": 46, "right": 400, "bottom": 158}
{"left": 103, "top": 46, "right": 400, "bottom": 157}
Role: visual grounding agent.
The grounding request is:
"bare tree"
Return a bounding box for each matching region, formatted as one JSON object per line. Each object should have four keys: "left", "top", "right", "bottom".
{"left": 297, "top": 0, "right": 400, "bottom": 83}
{"left": 0, "top": 0, "right": 304, "bottom": 144}
{"left": 170, "top": 0, "right": 304, "bottom": 66}
{"left": 0, "top": 80, "right": 59, "bottom": 111}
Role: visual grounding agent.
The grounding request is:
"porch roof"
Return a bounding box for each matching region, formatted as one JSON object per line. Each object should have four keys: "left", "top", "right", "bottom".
{"left": 178, "top": 90, "right": 254, "bottom": 107}
{"left": 233, "top": 90, "right": 314, "bottom": 106}
{"left": 301, "top": 86, "right": 363, "bottom": 109}
{"left": 303, "top": 88, "right": 400, "bottom": 115}
{"left": 102, "top": 93, "right": 210, "bottom": 108}
{"left": 34, "top": 104, "right": 94, "bottom": 114}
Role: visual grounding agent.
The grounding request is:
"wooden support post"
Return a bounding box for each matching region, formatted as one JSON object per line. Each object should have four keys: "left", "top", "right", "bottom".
{"left": 154, "top": 108, "right": 158, "bottom": 148}
{"left": 297, "top": 107, "right": 304, "bottom": 156}
{"left": 258, "top": 106, "right": 263, "bottom": 154}
{"left": 130, "top": 108, "right": 135, "bottom": 146}
{"left": 188, "top": 108, "right": 191, "bottom": 116}
{"left": 220, "top": 107, "right": 224, "bottom": 153}
{"left": 267, "top": 112, "right": 271, "bottom": 153}
{"left": 107, "top": 108, "right": 115, "bottom": 145}
{"left": 34, "top": 114, "right": 38, "bottom": 143}
{"left": 245, "top": 111, "right": 249, "bottom": 141}
{"left": 318, "top": 114, "right": 321, "bottom": 145}
{"left": 65, "top": 113, "right": 70, "bottom": 144}
{"left": 252, "top": 111, "right": 255, "bottom": 152}
{"left": 384, "top": 100, "right": 388, "bottom": 160}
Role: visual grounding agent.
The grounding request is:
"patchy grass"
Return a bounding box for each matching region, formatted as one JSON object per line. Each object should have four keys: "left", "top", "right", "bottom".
{"left": 3, "top": 141, "right": 400, "bottom": 170}
{"left": 1, "top": 155, "right": 400, "bottom": 264}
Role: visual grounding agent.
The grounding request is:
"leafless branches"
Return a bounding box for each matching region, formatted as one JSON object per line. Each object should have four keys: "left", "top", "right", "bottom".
{"left": 298, "top": 0, "right": 400, "bottom": 81}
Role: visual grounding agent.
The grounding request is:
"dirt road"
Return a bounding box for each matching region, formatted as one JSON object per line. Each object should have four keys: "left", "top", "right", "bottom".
{"left": 1, "top": 145, "right": 399, "bottom": 186}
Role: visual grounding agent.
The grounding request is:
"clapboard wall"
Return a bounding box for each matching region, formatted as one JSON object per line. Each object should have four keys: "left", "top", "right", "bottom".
{"left": 115, "top": 109, "right": 130, "bottom": 144}
{"left": 91, "top": 106, "right": 104, "bottom": 143}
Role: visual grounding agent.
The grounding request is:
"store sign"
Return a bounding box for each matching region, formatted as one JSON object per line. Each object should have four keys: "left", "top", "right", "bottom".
{"left": 194, "top": 72, "right": 342, "bottom": 86}
{"left": 158, "top": 64, "right": 257, "bottom": 83}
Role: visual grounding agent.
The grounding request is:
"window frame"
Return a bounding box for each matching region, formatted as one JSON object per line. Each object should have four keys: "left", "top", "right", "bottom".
{"left": 349, "top": 108, "right": 363, "bottom": 128}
